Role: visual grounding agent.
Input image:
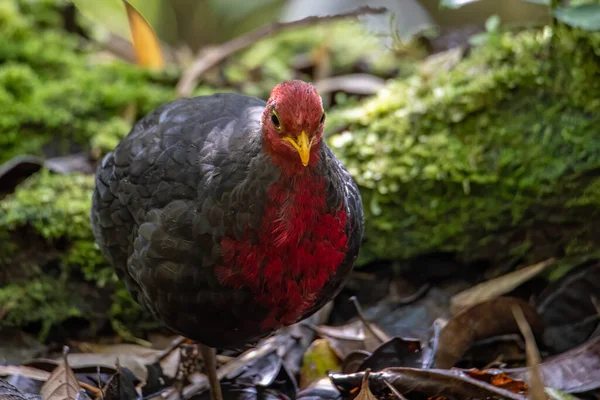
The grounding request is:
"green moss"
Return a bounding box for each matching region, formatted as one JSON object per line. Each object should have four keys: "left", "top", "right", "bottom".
{"left": 0, "top": 0, "right": 180, "bottom": 164}
{"left": 0, "top": 170, "right": 94, "bottom": 239}
{"left": 327, "top": 27, "right": 600, "bottom": 266}
{"left": 0, "top": 277, "right": 83, "bottom": 341}
{"left": 0, "top": 170, "right": 147, "bottom": 338}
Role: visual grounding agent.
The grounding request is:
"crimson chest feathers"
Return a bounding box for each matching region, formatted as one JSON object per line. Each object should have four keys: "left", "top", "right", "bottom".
{"left": 216, "top": 171, "right": 348, "bottom": 330}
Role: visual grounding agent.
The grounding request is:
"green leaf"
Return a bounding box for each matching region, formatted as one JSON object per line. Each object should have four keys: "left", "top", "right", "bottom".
{"left": 71, "top": 0, "right": 130, "bottom": 40}
{"left": 440, "top": 0, "right": 481, "bottom": 9}
{"left": 553, "top": 4, "right": 600, "bottom": 30}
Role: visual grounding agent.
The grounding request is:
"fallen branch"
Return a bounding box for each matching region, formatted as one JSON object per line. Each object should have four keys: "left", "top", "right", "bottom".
{"left": 175, "top": 6, "right": 388, "bottom": 98}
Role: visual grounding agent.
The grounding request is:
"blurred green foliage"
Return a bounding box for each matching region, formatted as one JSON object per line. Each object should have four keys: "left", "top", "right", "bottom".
{"left": 0, "top": 0, "right": 179, "bottom": 164}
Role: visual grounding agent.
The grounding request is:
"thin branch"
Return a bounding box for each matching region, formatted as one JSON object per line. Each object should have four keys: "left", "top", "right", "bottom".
{"left": 175, "top": 6, "right": 388, "bottom": 98}
{"left": 349, "top": 296, "right": 388, "bottom": 344}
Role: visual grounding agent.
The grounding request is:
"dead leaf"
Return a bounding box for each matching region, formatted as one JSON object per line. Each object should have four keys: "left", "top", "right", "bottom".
{"left": 299, "top": 339, "right": 341, "bottom": 389}
{"left": 435, "top": 297, "right": 543, "bottom": 369}
{"left": 451, "top": 259, "right": 554, "bottom": 314}
{"left": 40, "top": 349, "right": 81, "bottom": 400}
{"left": 123, "top": 1, "right": 164, "bottom": 69}
{"left": 504, "top": 335, "right": 600, "bottom": 393}
{"left": 0, "top": 379, "right": 41, "bottom": 400}
{"left": 354, "top": 369, "right": 377, "bottom": 400}
{"left": 465, "top": 370, "right": 528, "bottom": 394}
{"left": 358, "top": 337, "right": 429, "bottom": 373}
{"left": 329, "top": 367, "right": 528, "bottom": 400}
{"left": 341, "top": 351, "right": 371, "bottom": 374}
{"left": 297, "top": 377, "right": 340, "bottom": 400}
{"left": 102, "top": 360, "right": 138, "bottom": 400}
{"left": 64, "top": 342, "right": 179, "bottom": 382}
{"left": 309, "top": 320, "right": 388, "bottom": 359}
{"left": 537, "top": 261, "right": 600, "bottom": 353}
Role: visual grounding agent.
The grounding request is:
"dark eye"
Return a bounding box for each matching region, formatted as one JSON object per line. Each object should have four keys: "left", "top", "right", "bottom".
{"left": 320, "top": 112, "right": 326, "bottom": 124}
{"left": 271, "top": 113, "right": 281, "bottom": 129}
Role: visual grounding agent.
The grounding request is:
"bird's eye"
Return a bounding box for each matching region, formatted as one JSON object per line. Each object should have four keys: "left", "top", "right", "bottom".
{"left": 271, "top": 113, "right": 281, "bottom": 129}
{"left": 320, "top": 112, "right": 326, "bottom": 124}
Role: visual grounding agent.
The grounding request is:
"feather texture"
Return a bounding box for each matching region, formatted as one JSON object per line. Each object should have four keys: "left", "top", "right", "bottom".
{"left": 91, "top": 92, "right": 363, "bottom": 348}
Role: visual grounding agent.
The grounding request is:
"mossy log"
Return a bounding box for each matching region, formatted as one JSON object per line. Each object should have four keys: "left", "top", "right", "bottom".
{"left": 327, "top": 27, "right": 600, "bottom": 268}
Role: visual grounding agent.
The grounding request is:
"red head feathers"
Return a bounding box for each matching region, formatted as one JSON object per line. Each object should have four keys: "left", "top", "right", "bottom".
{"left": 261, "top": 80, "right": 326, "bottom": 171}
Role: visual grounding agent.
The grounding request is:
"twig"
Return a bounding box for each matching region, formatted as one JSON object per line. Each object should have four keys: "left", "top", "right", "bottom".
{"left": 384, "top": 379, "right": 409, "bottom": 400}
{"left": 175, "top": 6, "right": 387, "bottom": 98}
{"left": 394, "top": 282, "right": 431, "bottom": 306}
{"left": 349, "top": 296, "right": 388, "bottom": 344}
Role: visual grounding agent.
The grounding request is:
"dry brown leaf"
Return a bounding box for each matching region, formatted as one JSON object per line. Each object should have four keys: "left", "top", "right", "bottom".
{"left": 330, "top": 367, "right": 528, "bottom": 400}
{"left": 64, "top": 342, "right": 180, "bottom": 382}
{"left": 451, "top": 259, "right": 555, "bottom": 314}
{"left": 355, "top": 369, "right": 377, "bottom": 400}
{"left": 435, "top": 297, "right": 543, "bottom": 369}
{"left": 123, "top": 1, "right": 164, "bottom": 69}
{"left": 503, "top": 335, "right": 600, "bottom": 393}
{"left": 512, "top": 305, "right": 548, "bottom": 400}
{"left": 465, "top": 370, "right": 528, "bottom": 394}
{"left": 40, "top": 349, "right": 81, "bottom": 400}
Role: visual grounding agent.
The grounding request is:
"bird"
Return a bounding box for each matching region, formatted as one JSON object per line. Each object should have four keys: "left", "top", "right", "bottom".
{"left": 90, "top": 80, "right": 364, "bottom": 399}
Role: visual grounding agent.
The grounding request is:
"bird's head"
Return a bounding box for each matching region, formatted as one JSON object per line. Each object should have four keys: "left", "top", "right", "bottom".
{"left": 261, "top": 80, "right": 325, "bottom": 170}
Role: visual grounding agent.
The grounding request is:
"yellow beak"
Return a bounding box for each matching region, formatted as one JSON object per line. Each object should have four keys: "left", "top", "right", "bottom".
{"left": 283, "top": 131, "right": 312, "bottom": 167}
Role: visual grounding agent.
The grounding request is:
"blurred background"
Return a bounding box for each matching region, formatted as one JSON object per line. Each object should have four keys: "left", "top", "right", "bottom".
{"left": 1, "top": 0, "right": 600, "bottom": 398}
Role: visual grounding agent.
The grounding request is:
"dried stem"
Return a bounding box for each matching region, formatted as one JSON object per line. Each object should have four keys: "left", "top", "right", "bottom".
{"left": 349, "top": 296, "right": 388, "bottom": 344}
{"left": 175, "top": 6, "right": 387, "bottom": 98}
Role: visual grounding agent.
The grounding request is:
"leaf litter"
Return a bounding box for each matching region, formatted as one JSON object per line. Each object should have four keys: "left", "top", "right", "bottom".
{"left": 3, "top": 265, "right": 600, "bottom": 399}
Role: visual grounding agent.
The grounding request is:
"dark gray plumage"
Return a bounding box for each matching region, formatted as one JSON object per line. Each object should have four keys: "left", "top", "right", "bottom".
{"left": 91, "top": 92, "right": 364, "bottom": 348}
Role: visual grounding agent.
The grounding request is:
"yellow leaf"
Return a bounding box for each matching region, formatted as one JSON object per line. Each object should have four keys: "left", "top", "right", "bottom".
{"left": 123, "top": 0, "right": 164, "bottom": 69}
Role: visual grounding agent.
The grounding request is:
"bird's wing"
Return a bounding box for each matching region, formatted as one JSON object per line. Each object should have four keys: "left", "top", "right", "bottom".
{"left": 90, "top": 93, "right": 282, "bottom": 347}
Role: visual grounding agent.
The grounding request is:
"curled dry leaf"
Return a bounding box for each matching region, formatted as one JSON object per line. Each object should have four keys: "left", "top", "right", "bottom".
{"left": 354, "top": 369, "right": 377, "bottom": 400}
{"left": 341, "top": 351, "right": 371, "bottom": 374}
{"left": 358, "top": 337, "right": 429, "bottom": 373}
{"left": 40, "top": 350, "right": 81, "bottom": 400}
{"left": 64, "top": 342, "right": 180, "bottom": 382}
{"left": 297, "top": 377, "right": 341, "bottom": 400}
{"left": 101, "top": 360, "right": 138, "bottom": 400}
{"left": 504, "top": 335, "right": 600, "bottom": 393}
{"left": 330, "top": 367, "right": 528, "bottom": 400}
{"left": 451, "top": 259, "right": 554, "bottom": 315}
{"left": 435, "top": 297, "right": 543, "bottom": 369}
{"left": 309, "top": 319, "right": 389, "bottom": 360}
